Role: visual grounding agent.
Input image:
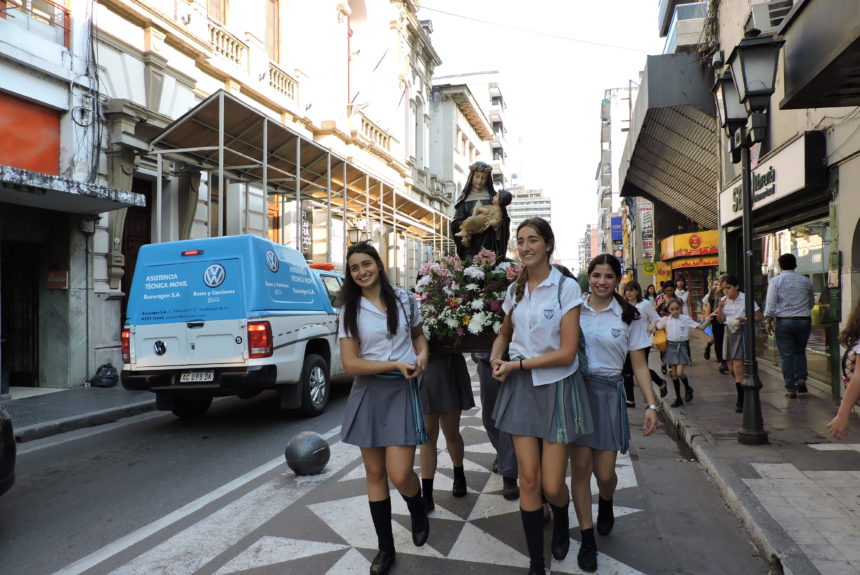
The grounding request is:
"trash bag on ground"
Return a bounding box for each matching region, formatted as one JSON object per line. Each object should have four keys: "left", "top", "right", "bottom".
{"left": 90, "top": 362, "right": 119, "bottom": 388}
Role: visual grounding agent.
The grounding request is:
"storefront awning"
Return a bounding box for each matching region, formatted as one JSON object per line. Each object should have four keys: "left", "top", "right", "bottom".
{"left": 779, "top": 0, "right": 860, "bottom": 109}
{"left": 619, "top": 52, "right": 719, "bottom": 229}
{"left": 0, "top": 165, "right": 145, "bottom": 214}
{"left": 149, "top": 90, "right": 448, "bottom": 242}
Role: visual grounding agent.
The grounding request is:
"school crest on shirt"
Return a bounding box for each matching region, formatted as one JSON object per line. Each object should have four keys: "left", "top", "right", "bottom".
{"left": 544, "top": 309, "right": 555, "bottom": 319}
{"left": 611, "top": 328, "right": 622, "bottom": 338}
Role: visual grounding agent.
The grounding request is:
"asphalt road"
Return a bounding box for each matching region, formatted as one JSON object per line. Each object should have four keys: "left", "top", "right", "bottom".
{"left": 0, "top": 378, "right": 769, "bottom": 574}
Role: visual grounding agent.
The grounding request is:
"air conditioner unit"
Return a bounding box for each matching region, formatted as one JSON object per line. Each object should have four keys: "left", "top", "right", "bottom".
{"left": 746, "top": 0, "right": 792, "bottom": 36}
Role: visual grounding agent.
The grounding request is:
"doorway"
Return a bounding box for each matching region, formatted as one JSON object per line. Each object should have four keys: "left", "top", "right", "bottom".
{"left": 1, "top": 241, "right": 39, "bottom": 387}
{"left": 120, "top": 178, "right": 152, "bottom": 323}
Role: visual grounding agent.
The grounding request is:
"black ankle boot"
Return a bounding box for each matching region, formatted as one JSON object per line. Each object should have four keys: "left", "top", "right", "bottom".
{"left": 549, "top": 501, "right": 570, "bottom": 560}
{"left": 577, "top": 527, "right": 598, "bottom": 572}
{"left": 596, "top": 496, "right": 615, "bottom": 535}
{"left": 402, "top": 491, "right": 429, "bottom": 547}
{"left": 683, "top": 377, "right": 693, "bottom": 402}
{"left": 452, "top": 465, "right": 467, "bottom": 497}
{"left": 520, "top": 507, "right": 546, "bottom": 573}
{"left": 369, "top": 550, "right": 395, "bottom": 575}
{"left": 421, "top": 478, "right": 434, "bottom": 512}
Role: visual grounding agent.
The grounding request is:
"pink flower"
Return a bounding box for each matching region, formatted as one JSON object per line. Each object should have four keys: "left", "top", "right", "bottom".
{"left": 456, "top": 327, "right": 465, "bottom": 336}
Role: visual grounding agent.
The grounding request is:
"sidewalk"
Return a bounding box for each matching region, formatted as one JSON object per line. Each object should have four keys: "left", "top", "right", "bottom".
{"left": 3, "top": 341, "right": 860, "bottom": 574}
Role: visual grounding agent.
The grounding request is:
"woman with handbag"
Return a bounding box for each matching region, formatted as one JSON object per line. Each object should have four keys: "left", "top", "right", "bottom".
{"left": 569, "top": 254, "right": 660, "bottom": 572}
{"left": 338, "top": 241, "right": 431, "bottom": 575}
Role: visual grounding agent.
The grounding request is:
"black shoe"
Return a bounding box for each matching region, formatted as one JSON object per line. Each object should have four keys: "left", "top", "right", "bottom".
{"left": 596, "top": 497, "right": 614, "bottom": 536}
{"left": 577, "top": 540, "right": 598, "bottom": 572}
{"left": 527, "top": 567, "right": 546, "bottom": 575}
{"left": 410, "top": 505, "right": 429, "bottom": 547}
{"left": 550, "top": 503, "right": 570, "bottom": 560}
{"left": 785, "top": 391, "right": 798, "bottom": 398}
{"left": 684, "top": 387, "right": 694, "bottom": 402}
{"left": 370, "top": 550, "right": 395, "bottom": 575}
{"left": 492, "top": 456, "right": 498, "bottom": 474}
{"left": 423, "top": 497, "right": 435, "bottom": 513}
{"left": 797, "top": 381, "right": 808, "bottom": 394}
{"left": 452, "top": 474, "right": 467, "bottom": 498}
{"left": 671, "top": 397, "right": 683, "bottom": 408}
{"left": 719, "top": 364, "right": 729, "bottom": 374}
{"left": 735, "top": 402, "right": 744, "bottom": 413}
{"left": 704, "top": 343, "right": 712, "bottom": 360}
{"left": 502, "top": 477, "right": 520, "bottom": 500}
{"left": 658, "top": 381, "right": 668, "bottom": 398}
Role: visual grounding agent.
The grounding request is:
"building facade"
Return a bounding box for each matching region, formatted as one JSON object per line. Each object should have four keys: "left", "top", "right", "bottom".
{"left": 0, "top": 0, "right": 461, "bottom": 394}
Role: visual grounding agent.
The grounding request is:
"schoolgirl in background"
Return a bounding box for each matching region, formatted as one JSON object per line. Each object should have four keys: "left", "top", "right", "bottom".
{"left": 621, "top": 280, "right": 668, "bottom": 407}
{"left": 339, "top": 241, "right": 430, "bottom": 575}
{"left": 655, "top": 298, "right": 715, "bottom": 407}
{"left": 569, "top": 254, "right": 659, "bottom": 573}
{"left": 490, "top": 217, "right": 590, "bottom": 575}
{"left": 714, "top": 274, "right": 762, "bottom": 413}
{"left": 674, "top": 276, "right": 690, "bottom": 316}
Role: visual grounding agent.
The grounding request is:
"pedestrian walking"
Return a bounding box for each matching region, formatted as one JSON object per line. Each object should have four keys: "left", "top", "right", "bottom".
{"left": 418, "top": 351, "right": 475, "bottom": 511}
{"left": 569, "top": 254, "right": 660, "bottom": 573}
{"left": 828, "top": 299, "right": 860, "bottom": 439}
{"left": 338, "top": 241, "right": 430, "bottom": 575}
{"left": 763, "top": 254, "right": 815, "bottom": 398}
{"left": 715, "top": 274, "right": 762, "bottom": 413}
{"left": 645, "top": 284, "right": 658, "bottom": 304}
{"left": 655, "top": 298, "right": 715, "bottom": 407}
{"left": 621, "top": 280, "right": 668, "bottom": 407}
{"left": 489, "top": 217, "right": 591, "bottom": 575}
{"left": 674, "top": 276, "right": 690, "bottom": 316}
{"left": 655, "top": 281, "right": 676, "bottom": 374}
{"left": 703, "top": 277, "right": 730, "bottom": 374}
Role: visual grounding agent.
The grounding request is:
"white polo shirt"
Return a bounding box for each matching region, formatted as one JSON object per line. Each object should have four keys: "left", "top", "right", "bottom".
{"left": 503, "top": 267, "right": 582, "bottom": 386}
{"left": 656, "top": 314, "right": 701, "bottom": 342}
{"left": 580, "top": 296, "right": 651, "bottom": 379}
{"left": 721, "top": 292, "right": 759, "bottom": 322}
{"left": 338, "top": 287, "right": 420, "bottom": 363}
{"left": 637, "top": 298, "right": 660, "bottom": 326}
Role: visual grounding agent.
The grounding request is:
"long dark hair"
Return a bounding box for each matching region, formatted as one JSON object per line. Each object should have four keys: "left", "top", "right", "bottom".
{"left": 514, "top": 218, "right": 555, "bottom": 304}
{"left": 341, "top": 241, "right": 401, "bottom": 340}
{"left": 587, "top": 254, "right": 639, "bottom": 324}
{"left": 840, "top": 301, "right": 860, "bottom": 348}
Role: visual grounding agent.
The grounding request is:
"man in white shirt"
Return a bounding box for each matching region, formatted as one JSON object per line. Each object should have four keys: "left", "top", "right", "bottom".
{"left": 763, "top": 254, "right": 815, "bottom": 397}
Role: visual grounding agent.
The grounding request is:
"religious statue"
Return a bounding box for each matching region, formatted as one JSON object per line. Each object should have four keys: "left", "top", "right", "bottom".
{"left": 450, "top": 162, "right": 512, "bottom": 261}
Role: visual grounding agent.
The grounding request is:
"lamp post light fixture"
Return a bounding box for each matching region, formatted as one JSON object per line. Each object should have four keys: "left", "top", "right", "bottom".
{"left": 717, "top": 33, "right": 784, "bottom": 446}
{"left": 347, "top": 227, "right": 362, "bottom": 245}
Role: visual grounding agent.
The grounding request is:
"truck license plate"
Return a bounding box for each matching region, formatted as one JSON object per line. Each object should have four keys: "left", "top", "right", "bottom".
{"left": 179, "top": 370, "right": 214, "bottom": 383}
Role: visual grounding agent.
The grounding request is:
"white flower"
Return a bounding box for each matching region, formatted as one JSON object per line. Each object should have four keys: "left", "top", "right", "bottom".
{"left": 465, "top": 283, "right": 480, "bottom": 292}
{"left": 497, "top": 261, "right": 511, "bottom": 270}
{"left": 470, "top": 299, "right": 484, "bottom": 310}
{"left": 464, "top": 267, "right": 485, "bottom": 280}
{"left": 422, "top": 325, "right": 431, "bottom": 340}
{"left": 443, "top": 286, "right": 452, "bottom": 296}
{"left": 416, "top": 276, "right": 433, "bottom": 290}
{"left": 445, "top": 317, "right": 459, "bottom": 329}
{"left": 493, "top": 321, "right": 502, "bottom": 333}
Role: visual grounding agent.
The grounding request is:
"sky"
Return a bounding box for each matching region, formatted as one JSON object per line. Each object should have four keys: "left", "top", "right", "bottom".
{"left": 416, "top": 0, "right": 667, "bottom": 271}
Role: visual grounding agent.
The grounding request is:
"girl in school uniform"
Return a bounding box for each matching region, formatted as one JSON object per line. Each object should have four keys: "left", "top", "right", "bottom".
{"left": 621, "top": 280, "right": 668, "bottom": 407}
{"left": 338, "top": 241, "right": 431, "bottom": 575}
{"left": 489, "top": 217, "right": 591, "bottom": 575}
{"left": 674, "top": 276, "right": 690, "bottom": 316}
{"left": 655, "top": 298, "right": 715, "bottom": 407}
{"left": 715, "top": 274, "right": 762, "bottom": 414}
{"left": 569, "top": 254, "right": 660, "bottom": 573}
{"left": 418, "top": 351, "right": 475, "bottom": 511}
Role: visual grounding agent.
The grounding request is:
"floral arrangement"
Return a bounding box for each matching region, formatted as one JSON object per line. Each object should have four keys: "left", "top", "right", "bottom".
{"left": 415, "top": 248, "right": 521, "bottom": 347}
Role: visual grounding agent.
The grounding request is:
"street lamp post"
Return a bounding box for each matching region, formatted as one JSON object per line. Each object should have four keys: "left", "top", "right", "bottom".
{"left": 714, "top": 33, "right": 784, "bottom": 446}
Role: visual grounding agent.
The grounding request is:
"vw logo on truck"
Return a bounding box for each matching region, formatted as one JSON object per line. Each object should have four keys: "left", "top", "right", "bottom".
{"left": 203, "top": 264, "right": 226, "bottom": 288}
{"left": 265, "top": 250, "right": 279, "bottom": 273}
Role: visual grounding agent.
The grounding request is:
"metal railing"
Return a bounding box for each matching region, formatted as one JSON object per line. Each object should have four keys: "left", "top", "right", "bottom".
{"left": 1, "top": 0, "right": 70, "bottom": 49}
{"left": 663, "top": 2, "right": 708, "bottom": 54}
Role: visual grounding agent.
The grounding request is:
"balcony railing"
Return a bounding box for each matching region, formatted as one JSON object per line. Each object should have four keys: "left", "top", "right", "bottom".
{"left": 350, "top": 108, "right": 391, "bottom": 152}
{"left": 268, "top": 62, "right": 297, "bottom": 103}
{"left": 1, "top": 0, "right": 70, "bottom": 49}
{"left": 663, "top": 2, "right": 708, "bottom": 54}
{"left": 208, "top": 19, "right": 247, "bottom": 69}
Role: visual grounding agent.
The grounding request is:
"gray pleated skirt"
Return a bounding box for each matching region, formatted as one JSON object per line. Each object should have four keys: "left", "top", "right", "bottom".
{"left": 573, "top": 374, "right": 629, "bottom": 453}
{"left": 724, "top": 329, "right": 745, "bottom": 361}
{"left": 492, "top": 368, "right": 592, "bottom": 444}
{"left": 341, "top": 374, "right": 426, "bottom": 447}
{"left": 664, "top": 340, "right": 692, "bottom": 365}
{"left": 419, "top": 353, "right": 476, "bottom": 415}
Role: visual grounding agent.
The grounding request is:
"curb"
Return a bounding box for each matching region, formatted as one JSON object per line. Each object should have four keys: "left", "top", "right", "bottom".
{"left": 660, "top": 400, "right": 815, "bottom": 575}
{"left": 14, "top": 401, "right": 157, "bottom": 443}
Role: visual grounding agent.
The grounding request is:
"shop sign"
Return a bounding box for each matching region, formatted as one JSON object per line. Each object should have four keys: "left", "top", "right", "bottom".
{"left": 642, "top": 261, "right": 657, "bottom": 274}
{"left": 656, "top": 262, "right": 673, "bottom": 285}
{"left": 638, "top": 198, "right": 654, "bottom": 258}
{"left": 671, "top": 256, "right": 719, "bottom": 270}
{"left": 46, "top": 270, "right": 68, "bottom": 289}
{"left": 719, "top": 132, "right": 826, "bottom": 227}
{"left": 610, "top": 217, "right": 622, "bottom": 241}
{"left": 660, "top": 230, "right": 718, "bottom": 261}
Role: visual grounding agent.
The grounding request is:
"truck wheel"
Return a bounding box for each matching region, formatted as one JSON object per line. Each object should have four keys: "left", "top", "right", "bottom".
{"left": 172, "top": 395, "right": 212, "bottom": 418}
{"left": 299, "top": 354, "right": 329, "bottom": 416}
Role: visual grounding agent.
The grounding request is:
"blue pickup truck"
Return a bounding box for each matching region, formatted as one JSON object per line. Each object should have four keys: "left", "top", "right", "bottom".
{"left": 121, "top": 235, "right": 346, "bottom": 418}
